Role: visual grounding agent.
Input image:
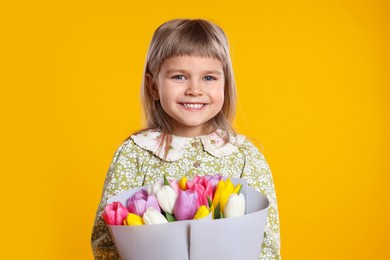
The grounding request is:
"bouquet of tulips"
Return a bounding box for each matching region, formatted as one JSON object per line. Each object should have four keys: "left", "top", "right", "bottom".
{"left": 103, "top": 175, "right": 270, "bottom": 260}
{"left": 103, "top": 174, "right": 246, "bottom": 227}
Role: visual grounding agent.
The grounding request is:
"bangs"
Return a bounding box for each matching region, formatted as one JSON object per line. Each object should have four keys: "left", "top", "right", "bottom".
{"left": 148, "top": 20, "right": 228, "bottom": 75}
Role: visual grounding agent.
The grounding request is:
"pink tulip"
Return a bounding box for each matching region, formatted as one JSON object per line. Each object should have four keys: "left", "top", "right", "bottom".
{"left": 127, "top": 189, "right": 160, "bottom": 216}
{"left": 173, "top": 190, "right": 199, "bottom": 220}
{"left": 102, "top": 201, "right": 129, "bottom": 225}
{"left": 186, "top": 175, "right": 213, "bottom": 207}
{"left": 169, "top": 180, "right": 180, "bottom": 195}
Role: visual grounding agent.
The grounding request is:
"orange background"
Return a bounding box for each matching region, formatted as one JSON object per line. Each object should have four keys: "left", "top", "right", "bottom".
{"left": 1, "top": 0, "right": 389, "bottom": 259}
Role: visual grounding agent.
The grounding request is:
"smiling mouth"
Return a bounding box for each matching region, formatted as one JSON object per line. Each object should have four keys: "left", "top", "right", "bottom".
{"left": 179, "top": 103, "right": 207, "bottom": 109}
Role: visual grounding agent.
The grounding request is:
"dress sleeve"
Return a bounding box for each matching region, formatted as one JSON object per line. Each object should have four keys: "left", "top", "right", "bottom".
{"left": 240, "top": 140, "right": 281, "bottom": 260}
{"left": 91, "top": 139, "right": 145, "bottom": 259}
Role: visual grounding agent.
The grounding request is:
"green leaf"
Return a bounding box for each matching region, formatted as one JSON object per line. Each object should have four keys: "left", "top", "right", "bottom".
{"left": 163, "top": 174, "right": 171, "bottom": 187}
{"left": 220, "top": 211, "right": 224, "bottom": 219}
{"left": 165, "top": 212, "right": 176, "bottom": 222}
{"left": 207, "top": 196, "right": 213, "bottom": 208}
{"left": 237, "top": 184, "right": 243, "bottom": 195}
{"left": 214, "top": 203, "right": 221, "bottom": 219}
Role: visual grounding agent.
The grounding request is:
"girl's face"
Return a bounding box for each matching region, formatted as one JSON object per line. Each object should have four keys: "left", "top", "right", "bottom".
{"left": 155, "top": 55, "right": 225, "bottom": 137}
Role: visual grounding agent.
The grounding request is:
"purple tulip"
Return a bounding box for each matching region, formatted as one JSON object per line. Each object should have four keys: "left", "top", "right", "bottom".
{"left": 205, "top": 174, "right": 224, "bottom": 191}
{"left": 173, "top": 189, "right": 198, "bottom": 220}
{"left": 127, "top": 189, "right": 160, "bottom": 216}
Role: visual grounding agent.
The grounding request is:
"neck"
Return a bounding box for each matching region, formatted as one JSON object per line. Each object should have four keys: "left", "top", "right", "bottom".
{"left": 171, "top": 125, "right": 215, "bottom": 137}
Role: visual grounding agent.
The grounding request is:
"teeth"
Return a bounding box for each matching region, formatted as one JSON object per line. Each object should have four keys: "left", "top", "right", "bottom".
{"left": 183, "top": 103, "right": 204, "bottom": 109}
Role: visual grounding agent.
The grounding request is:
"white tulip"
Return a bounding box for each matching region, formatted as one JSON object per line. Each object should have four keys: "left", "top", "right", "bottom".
{"left": 156, "top": 185, "right": 178, "bottom": 214}
{"left": 143, "top": 207, "right": 168, "bottom": 225}
{"left": 146, "top": 182, "right": 163, "bottom": 195}
{"left": 224, "top": 193, "right": 245, "bottom": 218}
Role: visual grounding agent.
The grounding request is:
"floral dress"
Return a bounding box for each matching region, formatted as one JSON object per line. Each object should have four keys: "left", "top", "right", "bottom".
{"left": 91, "top": 129, "right": 281, "bottom": 259}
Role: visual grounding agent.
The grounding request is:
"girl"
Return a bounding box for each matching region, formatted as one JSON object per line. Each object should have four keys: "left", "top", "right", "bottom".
{"left": 91, "top": 18, "right": 280, "bottom": 259}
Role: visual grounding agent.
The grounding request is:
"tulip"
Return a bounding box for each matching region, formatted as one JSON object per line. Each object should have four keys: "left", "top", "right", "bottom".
{"left": 169, "top": 180, "right": 180, "bottom": 195}
{"left": 219, "top": 180, "right": 235, "bottom": 213}
{"left": 212, "top": 180, "right": 224, "bottom": 208}
{"left": 233, "top": 184, "right": 242, "bottom": 195}
{"left": 212, "top": 178, "right": 235, "bottom": 213}
{"left": 173, "top": 190, "right": 198, "bottom": 220}
{"left": 146, "top": 182, "right": 163, "bottom": 195}
{"left": 178, "top": 176, "right": 188, "bottom": 190}
{"left": 205, "top": 174, "right": 224, "bottom": 191}
{"left": 143, "top": 207, "right": 168, "bottom": 225}
{"left": 224, "top": 193, "right": 246, "bottom": 218}
{"left": 102, "top": 201, "right": 129, "bottom": 225}
{"left": 193, "top": 205, "right": 210, "bottom": 219}
{"left": 186, "top": 175, "right": 213, "bottom": 207}
{"left": 212, "top": 178, "right": 242, "bottom": 219}
{"left": 124, "top": 213, "right": 144, "bottom": 226}
{"left": 127, "top": 189, "right": 160, "bottom": 216}
{"left": 156, "top": 185, "right": 177, "bottom": 214}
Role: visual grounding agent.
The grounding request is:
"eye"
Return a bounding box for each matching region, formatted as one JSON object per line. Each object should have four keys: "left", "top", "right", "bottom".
{"left": 203, "top": 76, "right": 216, "bottom": 81}
{"left": 172, "top": 75, "right": 186, "bottom": 80}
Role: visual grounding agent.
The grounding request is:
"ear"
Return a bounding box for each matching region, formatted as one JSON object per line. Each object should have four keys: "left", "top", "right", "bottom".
{"left": 145, "top": 73, "right": 159, "bottom": 100}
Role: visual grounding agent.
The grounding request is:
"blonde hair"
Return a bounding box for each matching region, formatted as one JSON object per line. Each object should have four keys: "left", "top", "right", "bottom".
{"left": 136, "top": 19, "right": 237, "bottom": 156}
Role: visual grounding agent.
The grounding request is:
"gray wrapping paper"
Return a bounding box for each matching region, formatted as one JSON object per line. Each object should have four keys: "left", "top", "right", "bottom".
{"left": 107, "top": 178, "right": 269, "bottom": 260}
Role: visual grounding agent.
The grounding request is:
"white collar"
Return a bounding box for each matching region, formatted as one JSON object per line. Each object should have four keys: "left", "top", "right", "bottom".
{"left": 131, "top": 129, "right": 245, "bottom": 162}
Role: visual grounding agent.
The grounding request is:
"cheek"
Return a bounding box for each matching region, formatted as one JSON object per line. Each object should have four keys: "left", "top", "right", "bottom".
{"left": 159, "top": 88, "right": 178, "bottom": 102}
{"left": 157, "top": 83, "right": 173, "bottom": 101}
{"left": 158, "top": 94, "right": 173, "bottom": 108}
{"left": 212, "top": 85, "right": 225, "bottom": 104}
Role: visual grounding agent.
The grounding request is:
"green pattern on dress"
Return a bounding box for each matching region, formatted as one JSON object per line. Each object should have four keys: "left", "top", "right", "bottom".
{"left": 91, "top": 130, "right": 281, "bottom": 259}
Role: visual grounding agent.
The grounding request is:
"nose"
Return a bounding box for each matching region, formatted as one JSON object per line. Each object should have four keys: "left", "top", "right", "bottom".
{"left": 185, "top": 79, "right": 203, "bottom": 96}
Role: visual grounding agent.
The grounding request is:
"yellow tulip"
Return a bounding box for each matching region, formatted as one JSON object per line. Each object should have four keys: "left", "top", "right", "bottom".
{"left": 178, "top": 176, "right": 188, "bottom": 190}
{"left": 212, "top": 178, "right": 243, "bottom": 218}
{"left": 212, "top": 179, "right": 226, "bottom": 208}
{"left": 193, "top": 205, "right": 210, "bottom": 219}
{"left": 233, "top": 184, "right": 242, "bottom": 194}
{"left": 124, "top": 213, "right": 144, "bottom": 226}
{"left": 219, "top": 178, "right": 235, "bottom": 213}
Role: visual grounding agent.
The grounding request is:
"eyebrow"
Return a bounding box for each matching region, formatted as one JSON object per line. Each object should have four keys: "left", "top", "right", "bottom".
{"left": 165, "top": 69, "right": 223, "bottom": 75}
